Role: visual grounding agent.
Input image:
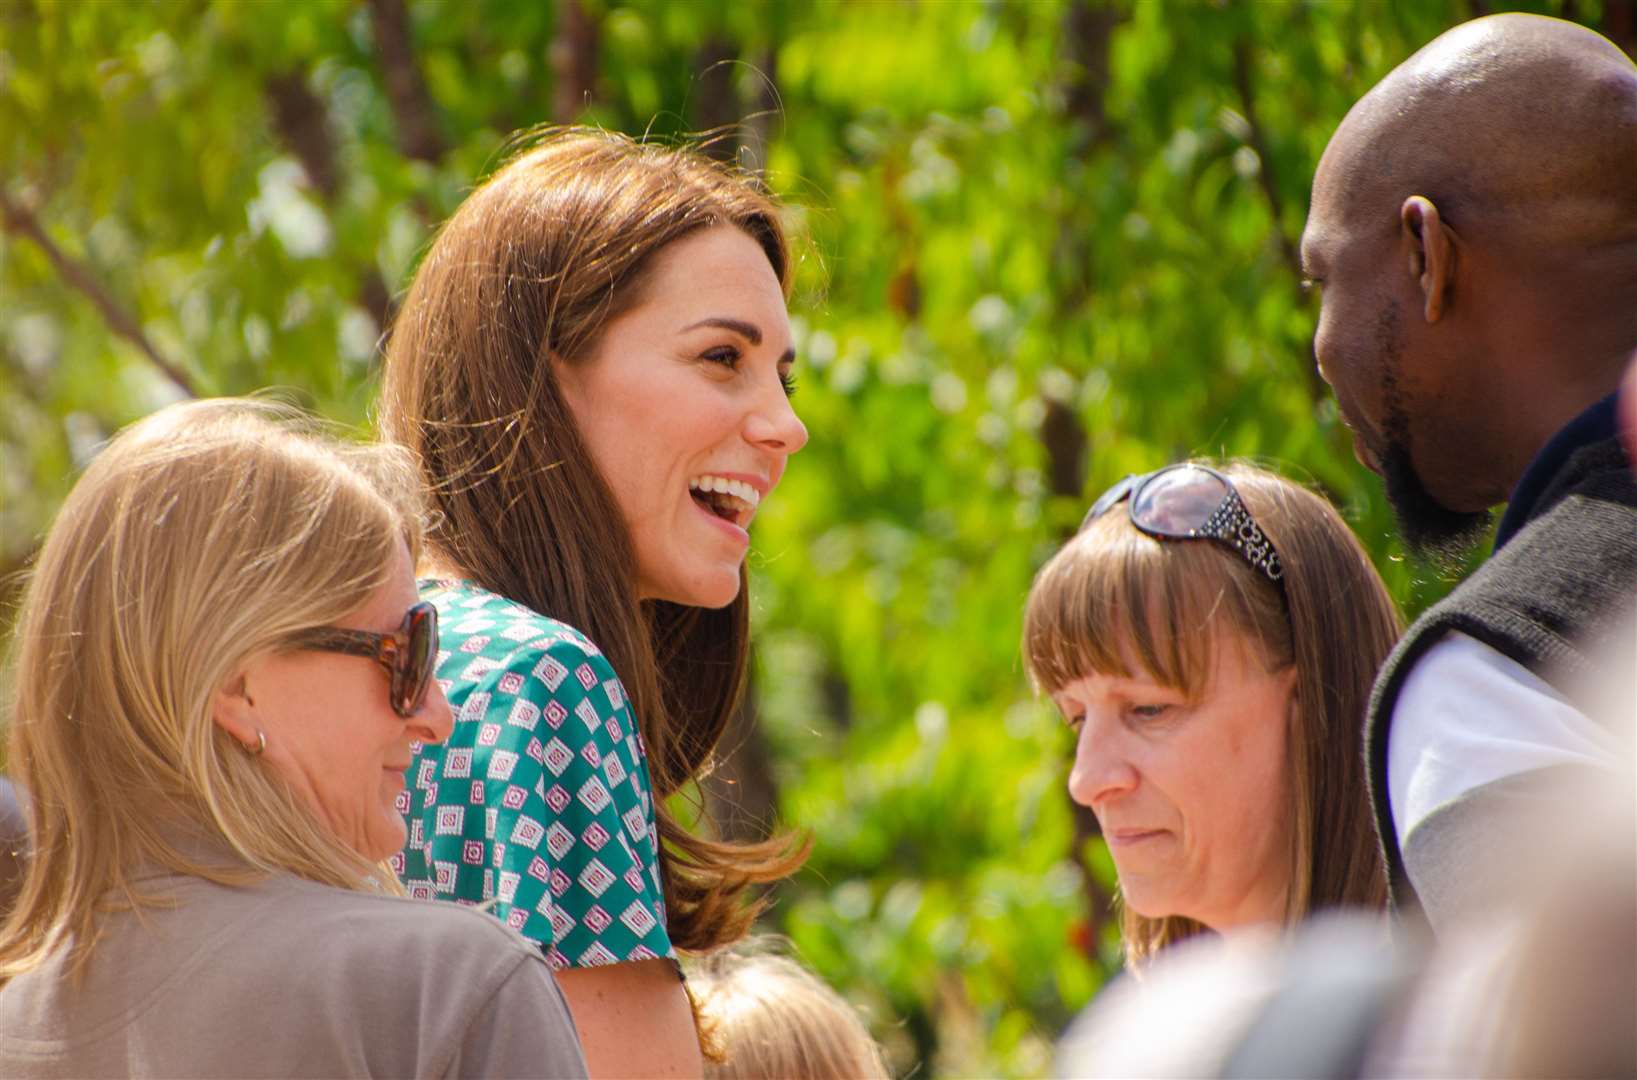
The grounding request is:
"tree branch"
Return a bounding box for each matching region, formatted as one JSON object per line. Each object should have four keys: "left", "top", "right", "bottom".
{"left": 365, "top": 0, "right": 445, "bottom": 164}
{"left": 1231, "top": 37, "right": 1327, "bottom": 404}
{"left": 0, "top": 190, "right": 199, "bottom": 398}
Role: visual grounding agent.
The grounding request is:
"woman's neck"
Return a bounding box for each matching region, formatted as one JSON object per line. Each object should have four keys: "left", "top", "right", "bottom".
{"left": 416, "top": 549, "right": 467, "bottom": 582}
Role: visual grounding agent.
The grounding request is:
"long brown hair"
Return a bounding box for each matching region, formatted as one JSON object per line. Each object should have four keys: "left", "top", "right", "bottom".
{"left": 1023, "top": 462, "right": 1400, "bottom": 964}
{"left": 2, "top": 399, "right": 424, "bottom": 980}
{"left": 378, "top": 128, "right": 804, "bottom": 951}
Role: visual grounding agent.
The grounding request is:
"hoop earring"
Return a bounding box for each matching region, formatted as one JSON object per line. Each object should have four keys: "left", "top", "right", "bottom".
{"left": 244, "top": 730, "right": 266, "bottom": 757}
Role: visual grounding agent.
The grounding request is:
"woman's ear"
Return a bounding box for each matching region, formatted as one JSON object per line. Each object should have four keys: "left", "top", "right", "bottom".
{"left": 211, "top": 670, "right": 260, "bottom": 749}
{"left": 551, "top": 349, "right": 588, "bottom": 414}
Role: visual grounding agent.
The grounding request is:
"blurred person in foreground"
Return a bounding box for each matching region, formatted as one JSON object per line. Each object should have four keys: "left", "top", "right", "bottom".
{"left": 1301, "top": 12, "right": 1637, "bottom": 930}
{"left": 687, "top": 940, "right": 890, "bottom": 1080}
{"left": 378, "top": 128, "right": 810, "bottom": 1077}
{"left": 1023, "top": 462, "right": 1401, "bottom": 966}
{"left": 0, "top": 400, "right": 586, "bottom": 1078}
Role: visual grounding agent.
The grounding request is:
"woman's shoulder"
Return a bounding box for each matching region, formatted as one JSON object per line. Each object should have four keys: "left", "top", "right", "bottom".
{"left": 256, "top": 873, "right": 544, "bottom": 970}
{"left": 421, "top": 580, "right": 633, "bottom": 737}
{"left": 238, "top": 876, "right": 576, "bottom": 1026}
{"left": 251, "top": 879, "right": 586, "bottom": 1076}
{"left": 422, "top": 579, "right": 614, "bottom": 673}
{"left": 0, "top": 872, "right": 561, "bottom": 1074}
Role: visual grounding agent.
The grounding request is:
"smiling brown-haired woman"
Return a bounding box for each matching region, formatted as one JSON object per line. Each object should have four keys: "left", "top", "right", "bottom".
{"left": 379, "top": 128, "right": 809, "bottom": 1077}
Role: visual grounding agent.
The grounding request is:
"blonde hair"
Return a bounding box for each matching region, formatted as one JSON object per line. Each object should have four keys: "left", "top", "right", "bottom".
{"left": 0, "top": 398, "right": 425, "bottom": 980}
{"left": 690, "top": 943, "right": 890, "bottom": 1080}
{"left": 1023, "top": 462, "right": 1400, "bottom": 965}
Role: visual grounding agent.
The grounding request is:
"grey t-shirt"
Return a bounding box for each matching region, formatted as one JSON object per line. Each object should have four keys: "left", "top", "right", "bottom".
{"left": 0, "top": 868, "right": 588, "bottom": 1078}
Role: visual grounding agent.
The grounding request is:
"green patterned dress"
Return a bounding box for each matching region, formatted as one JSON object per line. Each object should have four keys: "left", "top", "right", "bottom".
{"left": 394, "top": 580, "right": 674, "bottom": 970}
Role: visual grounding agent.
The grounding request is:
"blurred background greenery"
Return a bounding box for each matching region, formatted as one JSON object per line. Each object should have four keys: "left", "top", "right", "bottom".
{"left": 4, "top": 0, "right": 1632, "bottom": 1074}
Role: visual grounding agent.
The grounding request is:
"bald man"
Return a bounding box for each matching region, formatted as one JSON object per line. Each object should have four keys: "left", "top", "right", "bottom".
{"left": 1301, "top": 14, "right": 1637, "bottom": 931}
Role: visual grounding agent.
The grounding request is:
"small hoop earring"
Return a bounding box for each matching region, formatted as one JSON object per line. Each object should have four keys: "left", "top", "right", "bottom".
{"left": 245, "top": 730, "right": 266, "bottom": 757}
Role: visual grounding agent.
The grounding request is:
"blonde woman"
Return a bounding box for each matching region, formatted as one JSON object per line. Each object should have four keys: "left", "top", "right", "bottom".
{"left": 1024, "top": 462, "right": 1401, "bottom": 965}
{"left": 0, "top": 400, "right": 586, "bottom": 1078}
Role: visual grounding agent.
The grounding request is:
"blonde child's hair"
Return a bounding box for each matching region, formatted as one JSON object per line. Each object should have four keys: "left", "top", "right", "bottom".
{"left": 690, "top": 942, "right": 890, "bottom": 1079}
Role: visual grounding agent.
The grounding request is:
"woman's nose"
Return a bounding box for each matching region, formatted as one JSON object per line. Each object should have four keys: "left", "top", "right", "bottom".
{"left": 1066, "top": 720, "right": 1139, "bottom": 809}
{"left": 410, "top": 681, "right": 455, "bottom": 745}
{"left": 745, "top": 378, "right": 809, "bottom": 455}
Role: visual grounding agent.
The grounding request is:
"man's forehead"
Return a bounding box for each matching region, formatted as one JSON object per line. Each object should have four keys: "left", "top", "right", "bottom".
{"left": 1298, "top": 224, "right": 1324, "bottom": 272}
{"left": 1301, "top": 156, "right": 1349, "bottom": 268}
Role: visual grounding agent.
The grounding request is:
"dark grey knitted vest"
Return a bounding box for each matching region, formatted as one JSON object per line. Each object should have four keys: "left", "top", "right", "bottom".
{"left": 1366, "top": 434, "right": 1637, "bottom": 908}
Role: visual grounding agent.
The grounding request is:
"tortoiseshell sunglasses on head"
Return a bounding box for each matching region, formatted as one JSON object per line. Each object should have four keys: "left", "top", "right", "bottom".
{"left": 286, "top": 601, "right": 439, "bottom": 718}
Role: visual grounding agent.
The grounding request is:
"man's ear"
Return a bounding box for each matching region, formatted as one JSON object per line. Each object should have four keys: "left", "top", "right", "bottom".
{"left": 1401, "top": 195, "right": 1456, "bottom": 324}
{"left": 211, "top": 670, "right": 260, "bottom": 748}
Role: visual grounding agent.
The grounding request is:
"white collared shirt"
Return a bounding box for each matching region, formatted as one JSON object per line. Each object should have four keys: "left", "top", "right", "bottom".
{"left": 1387, "top": 630, "right": 1622, "bottom": 851}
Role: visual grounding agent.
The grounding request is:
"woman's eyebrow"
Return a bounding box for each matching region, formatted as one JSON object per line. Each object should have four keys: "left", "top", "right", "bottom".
{"left": 681, "top": 316, "right": 761, "bottom": 343}
{"left": 680, "top": 316, "right": 798, "bottom": 363}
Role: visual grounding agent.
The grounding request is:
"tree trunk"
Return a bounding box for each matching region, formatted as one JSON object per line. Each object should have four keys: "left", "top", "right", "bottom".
{"left": 550, "top": 0, "right": 600, "bottom": 123}
{"left": 1052, "top": 1, "right": 1119, "bottom": 944}
{"left": 738, "top": 48, "right": 779, "bottom": 177}
{"left": 265, "top": 68, "right": 396, "bottom": 337}
{"left": 365, "top": 0, "right": 445, "bottom": 164}
{"left": 692, "top": 36, "right": 740, "bottom": 162}
{"left": 1063, "top": 0, "right": 1121, "bottom": 150}
{"left": 1231, "top": 36, "right": 1328, "bottom": 405}
{"left": 1602, "top": 0, "right": 1637, "bottom": 60}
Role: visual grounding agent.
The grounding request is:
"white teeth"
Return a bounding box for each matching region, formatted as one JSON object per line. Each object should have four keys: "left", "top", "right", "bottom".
{"left": 689, "top": 475, "right": 761, "bottom": 509}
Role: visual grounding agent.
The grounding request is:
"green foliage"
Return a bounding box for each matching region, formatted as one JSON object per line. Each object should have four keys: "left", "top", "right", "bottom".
{"left": 0, "top": 0, "right": 1606, "bottom": 1073}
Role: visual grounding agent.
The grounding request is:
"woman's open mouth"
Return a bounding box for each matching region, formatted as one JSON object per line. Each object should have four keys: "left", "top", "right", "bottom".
{"left": 689, "top": 475, "right": 760, "bottom": 530}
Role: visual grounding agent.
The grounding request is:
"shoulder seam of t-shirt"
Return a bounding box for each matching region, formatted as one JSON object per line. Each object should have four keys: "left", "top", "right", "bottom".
{"left": 283, "top": 874, "right": 545, "bottom": 959}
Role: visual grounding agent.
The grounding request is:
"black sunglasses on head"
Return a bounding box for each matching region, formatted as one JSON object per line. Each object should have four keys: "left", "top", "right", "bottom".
{"left": 286, "top": 601, "right": 440, "bottom": 718}
{"left": 1083, "top": 464, "right": 1284, "bottom": 584}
